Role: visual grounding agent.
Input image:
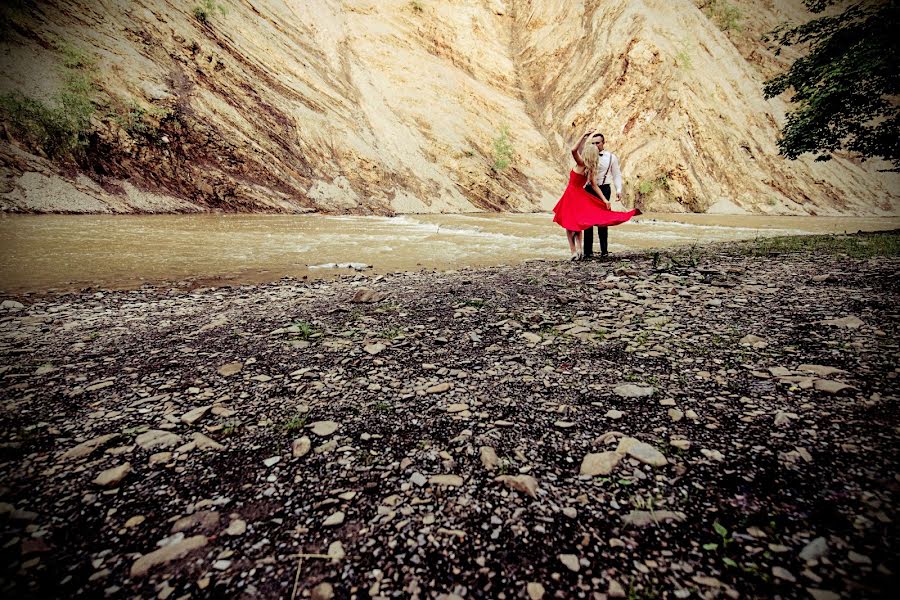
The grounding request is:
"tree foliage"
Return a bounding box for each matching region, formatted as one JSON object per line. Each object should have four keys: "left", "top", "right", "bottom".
{"left": 763, "top": 0, "right": 899, "bottom": 170}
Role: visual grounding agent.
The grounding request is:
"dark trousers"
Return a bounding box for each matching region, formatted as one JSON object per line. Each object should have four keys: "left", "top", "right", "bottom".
{"left": 583, "top": 183, "right": 611, "bottom": 256}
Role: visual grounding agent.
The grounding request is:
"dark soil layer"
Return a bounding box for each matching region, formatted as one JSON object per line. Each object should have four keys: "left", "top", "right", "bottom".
{"left": 0, "top": 234, "right": 897, "bottom": 600}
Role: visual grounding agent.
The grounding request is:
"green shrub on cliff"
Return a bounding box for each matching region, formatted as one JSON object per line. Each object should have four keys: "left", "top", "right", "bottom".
{"left": 701, "top": 0, "right": 743, "bottom": 32}
{"left": 193, "top": 0, "right": 228, "bottom": 24}
{"left": 637, "top": 174, "right": 670, "bottom": 196}
{"left": 109, "top": 100, "right": 170, "bottom": 142}
{"left": 492, "top": 125, "right": 514, "bottom": 171}
{"left": 0, "top": 69, "right": 94, "bottom": 160}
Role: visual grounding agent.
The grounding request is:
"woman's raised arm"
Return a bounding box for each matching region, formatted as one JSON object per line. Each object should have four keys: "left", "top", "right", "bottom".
{"left": 570, "top": 130, "right": 592, "bottom": 168}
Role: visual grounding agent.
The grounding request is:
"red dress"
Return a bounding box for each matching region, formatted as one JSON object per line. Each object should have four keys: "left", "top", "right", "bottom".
{"left": 552, "top": 170, "right": 638, "bottom": 231}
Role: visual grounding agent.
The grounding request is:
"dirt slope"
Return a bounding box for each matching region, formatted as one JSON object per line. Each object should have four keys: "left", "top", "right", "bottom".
{"left": 0, "top": 0, "right": 897, "bottom": 215}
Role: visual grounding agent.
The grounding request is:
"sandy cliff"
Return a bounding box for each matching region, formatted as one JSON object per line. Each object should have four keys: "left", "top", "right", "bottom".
{"left": 0, "top": 0, "right": 897, "bottom": 215}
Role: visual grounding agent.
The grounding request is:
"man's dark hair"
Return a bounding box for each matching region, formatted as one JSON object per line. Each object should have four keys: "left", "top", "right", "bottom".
{"left": 593, "top": 133, "right": 605, "bottom": 143}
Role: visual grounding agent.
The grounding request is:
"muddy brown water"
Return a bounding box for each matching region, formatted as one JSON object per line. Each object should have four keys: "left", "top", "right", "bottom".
{"left": 0, "top": 212, "right": 897, "bottom": 293}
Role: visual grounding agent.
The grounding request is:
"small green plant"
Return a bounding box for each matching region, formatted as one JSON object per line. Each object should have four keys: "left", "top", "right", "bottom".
{"left": 707, "top": 521, "right": 734, "bottom": 550}
{"left": 121, "top": 425, "right": 149, "bottom": 438}
{"left": 702, "top": 0, "right": 743, "bottom": 32}
{"left": 637, "top": 174, "right": 669, "bottom": 196}
{"left": 354, "top": 448, "right": 377, "bottom": 466}
{"left": 282, "top": 414, "right": 307, "bottom": 433}
{"left": 292, "top": 320, "right": 318, "bottom": 340}
{"left": 110, "top": 100, "right": 168, "bottom": 140}
{"left": 193, "top": 0, "right": 227, "bottom": 24}
{"left": 380, "top": 326, "right": 402, "bottom": 340}
{"left": 675, "top": 47, "right": 692, "bottom": 70}
{"left": 221, "top": 420, "right": 240, "bottom": 437}
{"left": 629, "top": 494, "right": 656, "bottom": 511}
{"left": 59, "top": 44, "right": 96, "bottom": 70}
{"left": 463, "top": 299, "right": 487, "bottom": 308}
{"left": 374, "top": 401, "right": 392, "bottom": 413}
{"left": 627, "top": 582, "right": 661, "bottom": 600}
{"left": 492, "top": 124, "right": 514, "bottom": 171}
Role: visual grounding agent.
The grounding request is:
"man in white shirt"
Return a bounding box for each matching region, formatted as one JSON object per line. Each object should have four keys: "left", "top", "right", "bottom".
{"left": 582, "top": 133, "right": 624, "bottom": 258}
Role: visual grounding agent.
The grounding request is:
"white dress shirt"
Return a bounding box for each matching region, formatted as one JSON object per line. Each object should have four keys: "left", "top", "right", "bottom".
{"left": 596, "top": 151, "right": 623, "bottom": 195}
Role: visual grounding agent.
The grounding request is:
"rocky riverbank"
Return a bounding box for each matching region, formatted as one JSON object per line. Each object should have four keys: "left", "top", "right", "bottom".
{"left": 1, "top": 233, "right": 897, "bottom": 599}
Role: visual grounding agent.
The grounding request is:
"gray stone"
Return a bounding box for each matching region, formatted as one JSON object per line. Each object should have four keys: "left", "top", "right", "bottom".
{"left": 799, "top": 537, "right": 828, "bottom": 562}
{"left": 616, "top": 437, "right": 668, "bottom": 467}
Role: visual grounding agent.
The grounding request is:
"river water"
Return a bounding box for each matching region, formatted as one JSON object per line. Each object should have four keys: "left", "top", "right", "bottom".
{"left": 0, "top": 213, "right": 897, "bottom": 293}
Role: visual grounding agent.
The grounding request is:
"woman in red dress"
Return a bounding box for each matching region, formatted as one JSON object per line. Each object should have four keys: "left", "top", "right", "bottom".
{"left": 552, "top": 130, "right": 640, "bottom": 260}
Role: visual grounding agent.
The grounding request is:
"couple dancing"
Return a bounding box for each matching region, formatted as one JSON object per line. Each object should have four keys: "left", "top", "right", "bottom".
{"left": 553, "top": 130, "right": 641, "bottom": 260}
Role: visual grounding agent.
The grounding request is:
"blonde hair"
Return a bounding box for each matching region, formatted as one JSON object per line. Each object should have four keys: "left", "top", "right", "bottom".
{"left": 581, "top": 143, "right": 599, "bottom": 183}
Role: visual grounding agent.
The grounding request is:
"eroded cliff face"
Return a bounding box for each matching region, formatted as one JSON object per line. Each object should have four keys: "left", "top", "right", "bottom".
{"left": 0, "top": 0, "right": 897, "bottom": 215}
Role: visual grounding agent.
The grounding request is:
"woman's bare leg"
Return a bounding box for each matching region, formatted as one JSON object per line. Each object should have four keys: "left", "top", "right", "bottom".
{"left": 566, "top": 230, "right": 578, "bottom": 259}
{"left": 575, "top": 231, "right": 584, "bottom": 260}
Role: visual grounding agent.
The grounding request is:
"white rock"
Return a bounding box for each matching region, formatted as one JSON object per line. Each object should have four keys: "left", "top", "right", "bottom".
{"left": 616, "top": 437, "right": 667, "bottom": 467}
{"left": 558, "top": 553, "right": 580, "bottom": 572}
{"left": 93, "top": 462, "right": 132, "bottom": 487}
{"left": 328, "top": 540, "right": 346, "bottom": 562}
{"left": 130, "top": 535, "right": 208, "bottom": 577}
{"left": 291, "top": 436, "right": 312, "bottom": 457}
{"left": 180, "top": 406, "right": 211, "bottom": 425}
{"left": 364, "top": 343, "right": 386, "bottom": 355}
{"left": 135, "top": 430, "right": 182, "bottom": 451}
{"left": 192, "top": 433, "right": 225, "bottom": 451}
{"left": 225, "top": 519, "right": 247, "bottom": 536}
{"left": 217, "top": 361, "right": 243, "bottom": 377}
{"left": 521, "top": 332, "right": 542, "bottom": 344}
{"left": 429, "top": 474, "right": 464, "bottom": 487}
{"left": 613, "top": 384, "right": 655, "bottom": 398}
{"left": 480, "top": 446, "right": 499, "bottom": 471}
{"left": 526, "top": 582, "right": 545, "bottom": 599}
{"left": 309, "top": 421, "right": 340, "bottom": 436}
{"left": 61, "top": 433, "right": 119, "bottom": 460}
{"left": 800, "top": 537, "right": 828, "bottom": 561}
{"left": 820, "top": 315, "right": 863, "bottom": 329}
{"left": 323, "top": 511, "right": 345, "bottom": 527}
{"left": 580, "top": 452, "right": 623, "bottom": 476}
